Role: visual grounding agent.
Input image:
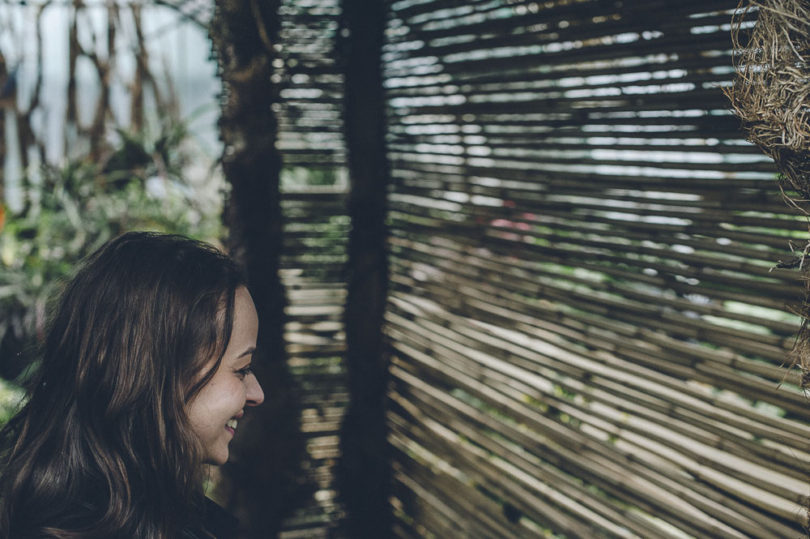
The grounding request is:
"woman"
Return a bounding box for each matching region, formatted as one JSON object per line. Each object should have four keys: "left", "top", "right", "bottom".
{"left": 0, "top": 231, "right": 264, "bottom": 538}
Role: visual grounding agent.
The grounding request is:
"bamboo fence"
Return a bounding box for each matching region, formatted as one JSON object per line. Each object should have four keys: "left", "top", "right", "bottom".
{"left": 275, "top": 0, "right": 345, "bottom": 173}
{"left": 272, "top": 0, "right": 810, "bottom": 536}
{"left": 272, "top": 1, "right": 349, "bottom": 536}
{"left": 382, "top": 0, "right": 810, "bottom": 537}
{"left": 279, "top": 188, "right": 349, "bottom": 537}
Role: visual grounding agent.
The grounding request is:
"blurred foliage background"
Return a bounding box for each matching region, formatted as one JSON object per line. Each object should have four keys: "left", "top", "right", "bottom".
{"left": 0, "top": 119, "right": 223, "bottom": 383}
{"left": 0, "top": 1, "right": 223, "bottom": 418}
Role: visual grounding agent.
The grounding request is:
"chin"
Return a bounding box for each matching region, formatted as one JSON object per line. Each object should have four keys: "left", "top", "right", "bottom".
{"left": 204, "top": 452, "right": 229, "bottom": 466}
{"left": 211, "top": 455, "right": 228, "bottom": 466}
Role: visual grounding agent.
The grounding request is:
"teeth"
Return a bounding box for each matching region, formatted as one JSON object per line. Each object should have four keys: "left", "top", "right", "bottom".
{"left": 226, "top": 419, "right": 238, "bottom": 430}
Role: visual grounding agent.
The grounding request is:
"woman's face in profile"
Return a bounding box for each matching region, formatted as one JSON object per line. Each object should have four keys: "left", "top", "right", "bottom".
{"left": 187, "top": 286, "right": 264, "bottom": 465}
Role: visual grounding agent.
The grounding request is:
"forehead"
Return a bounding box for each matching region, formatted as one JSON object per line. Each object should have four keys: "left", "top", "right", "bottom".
{"left": 231, "top": 287, "right": 258, "bottom": 331}
{"left": 197, "top": 287, "right": 256, "bottom": 370}
{"left": 221, "top": 287, "right": 258, "bottom": 359}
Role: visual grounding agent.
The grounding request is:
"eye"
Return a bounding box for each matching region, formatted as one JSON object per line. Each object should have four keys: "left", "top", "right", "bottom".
{"left": 236, "top": 365, "right": 253, "bottom": 379}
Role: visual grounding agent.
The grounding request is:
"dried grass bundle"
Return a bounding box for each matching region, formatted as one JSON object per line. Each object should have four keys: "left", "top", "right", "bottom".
{"left": 726, "top": 0, "right": 810, "bottom": 210}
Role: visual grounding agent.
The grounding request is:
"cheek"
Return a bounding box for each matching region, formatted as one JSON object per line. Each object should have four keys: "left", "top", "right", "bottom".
{"left": 188, "top": 384, "right": 224, "bottom": 430}
{"left": 190, "top": 378, "right": 244, "bottom": 424}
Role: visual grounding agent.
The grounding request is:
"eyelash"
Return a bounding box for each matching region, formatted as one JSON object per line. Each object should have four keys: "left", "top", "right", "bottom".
{"left": 236, "top": 365, "right": 253, "bottom": 378}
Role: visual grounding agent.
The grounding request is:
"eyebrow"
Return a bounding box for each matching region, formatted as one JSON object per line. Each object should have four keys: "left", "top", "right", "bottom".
{"left": 236, "top": 347, "right": 256, "bottom": 359}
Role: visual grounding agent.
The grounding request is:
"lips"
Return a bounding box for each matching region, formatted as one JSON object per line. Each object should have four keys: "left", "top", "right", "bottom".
{"left": 225, "top": 418, "right": 238, "bottom": 435}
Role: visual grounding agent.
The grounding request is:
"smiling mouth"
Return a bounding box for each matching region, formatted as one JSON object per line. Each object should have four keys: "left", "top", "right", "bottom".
{"left": 226, "top": 418, "right": 238, "bottom": 434}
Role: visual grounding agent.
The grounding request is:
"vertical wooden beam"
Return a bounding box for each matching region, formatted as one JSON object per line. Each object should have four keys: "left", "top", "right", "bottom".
{"left": 338, "top": 0, "right": 393, "bottom": 536}
{"left": 210, "top": 1, "right": 306, "bottom": 536}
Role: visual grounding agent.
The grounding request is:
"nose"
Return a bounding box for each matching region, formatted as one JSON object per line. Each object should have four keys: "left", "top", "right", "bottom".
{"left": 246, "top": 374, "right": 264, "bottom": 406}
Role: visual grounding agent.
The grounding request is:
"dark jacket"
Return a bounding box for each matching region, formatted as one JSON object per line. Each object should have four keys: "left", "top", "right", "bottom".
{"left": 181, "top": 498, "right": 239, "bottom": 539}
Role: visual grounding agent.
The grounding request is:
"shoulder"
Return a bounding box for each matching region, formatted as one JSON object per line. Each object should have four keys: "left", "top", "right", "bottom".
{"left": 181, "top": 498, "right": 240, "bottom": 539}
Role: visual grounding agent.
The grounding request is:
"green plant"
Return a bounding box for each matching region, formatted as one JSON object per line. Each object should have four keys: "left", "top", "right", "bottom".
{"left": 0, "top": 118, "right": 223, "bottom": 387}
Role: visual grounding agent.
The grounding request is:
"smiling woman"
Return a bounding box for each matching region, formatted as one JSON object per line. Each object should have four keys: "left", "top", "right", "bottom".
{"left": 0, "top": 231, "right": 264, "bottom": 538}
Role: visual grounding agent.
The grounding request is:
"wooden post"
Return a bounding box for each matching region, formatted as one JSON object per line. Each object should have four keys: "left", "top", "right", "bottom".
{"left": 210, "top": 1, "right": 307, "bottom": 536}
{"left": 338, "top": 0, "right": 393, "bottom": 536}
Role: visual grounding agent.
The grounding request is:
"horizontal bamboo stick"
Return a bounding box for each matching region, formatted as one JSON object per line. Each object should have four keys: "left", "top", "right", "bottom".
{"left": 385, "top": 333, "right": 805, "bottom": 535}
{"left": 389, "top": 367, "right": 796, "bottom": 537}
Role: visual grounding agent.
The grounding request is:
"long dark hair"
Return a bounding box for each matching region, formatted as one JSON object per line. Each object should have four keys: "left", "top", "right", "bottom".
{"left": 0, "top": 231, "right": 245, "bottom": 538}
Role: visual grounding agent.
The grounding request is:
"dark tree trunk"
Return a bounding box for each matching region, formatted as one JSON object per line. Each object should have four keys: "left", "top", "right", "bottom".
{"left": 0, "top": 52, "right": 6, "bottom": 204}
{"left": 209, "top": 1, "right": 305, "bottom": 536}
{"left": 337, "top": 0, "right": 393, "bottom": 536}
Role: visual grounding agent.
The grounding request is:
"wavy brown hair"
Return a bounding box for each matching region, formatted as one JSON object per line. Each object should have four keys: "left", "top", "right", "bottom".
{"left": 0, "top": 231, "right": 244, "bottom": 538}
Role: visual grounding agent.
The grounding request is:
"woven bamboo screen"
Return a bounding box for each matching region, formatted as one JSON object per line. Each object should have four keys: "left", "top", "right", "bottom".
{"left": 280, "top": 189, "right": 348, "bottom": 535}
{"left": 276, "top": 0, "right": 345, "bottom": 172}
{"left": 382, "top": 1, "right": 810, "bottom": 536}
{"left": 274, "top": 0, "right": 348, "bottom": 534}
